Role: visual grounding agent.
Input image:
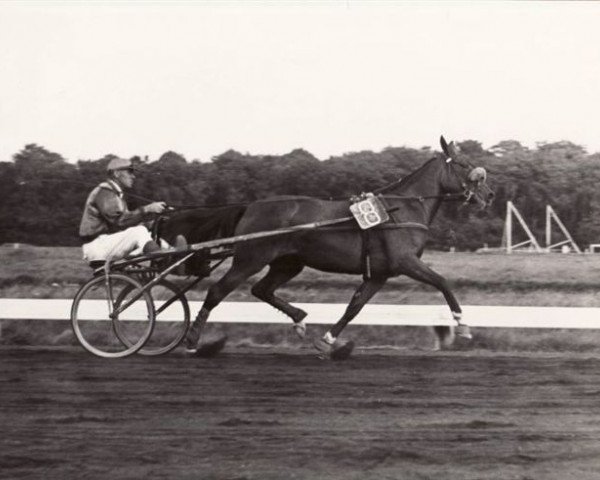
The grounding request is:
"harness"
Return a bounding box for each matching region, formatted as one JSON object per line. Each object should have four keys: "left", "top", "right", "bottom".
{"left": 345, "top": 157, "right": 478, "bottom": 279}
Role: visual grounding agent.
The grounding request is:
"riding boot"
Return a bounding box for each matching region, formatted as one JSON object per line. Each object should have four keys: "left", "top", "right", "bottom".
{"left": 143, "top": 240, "right": 161, "bottom": 254}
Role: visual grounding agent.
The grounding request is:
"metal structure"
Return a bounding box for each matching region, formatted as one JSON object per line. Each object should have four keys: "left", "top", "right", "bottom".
{"left": 545, "top": 205, "right": 582, "bottom": 253}
{"left": 501, "top": 201, "right": 543, "bottom": 253}
{"left": 502, "top": 201, "right": 582, "bottom": 254}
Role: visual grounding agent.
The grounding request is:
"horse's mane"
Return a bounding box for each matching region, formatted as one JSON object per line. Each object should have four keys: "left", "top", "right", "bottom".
{"left": 392, "top": 156, "right": 441, "bottom": 191}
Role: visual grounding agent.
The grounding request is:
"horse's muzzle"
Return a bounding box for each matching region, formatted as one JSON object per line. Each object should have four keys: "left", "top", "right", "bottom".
{"left": 465, "top": 184, "right": 494, "bottom": 209}
{"left": 476, "top": 186, "right": 495, "bottom": 209}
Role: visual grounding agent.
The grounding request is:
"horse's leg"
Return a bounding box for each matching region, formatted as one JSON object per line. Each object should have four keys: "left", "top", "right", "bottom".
{"left": 399, "top": 256, "right": 471, "bottom": 348}
{"left": 250, "top": 256, "right": 308, "bottom": 338}
{"left": 185, "top": 257, "right": 266, "bottom": 352}
{"left": 432, "top": 325, "right": 455, "bottom": 351}
{"left": 314, "top": 276, "right": 387, "bottom": 360}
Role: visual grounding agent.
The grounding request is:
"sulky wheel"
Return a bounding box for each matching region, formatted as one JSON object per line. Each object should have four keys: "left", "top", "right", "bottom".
{"left": 71, "top": 273, "right": 155, "bottom": 358}
{"left": 113, "top": 279, "right": 190, "bottom": 356}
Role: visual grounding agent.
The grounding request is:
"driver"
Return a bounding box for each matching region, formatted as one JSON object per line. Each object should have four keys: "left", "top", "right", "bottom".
{"left": 78, "top": 157, "right": 186, "bottom": 265}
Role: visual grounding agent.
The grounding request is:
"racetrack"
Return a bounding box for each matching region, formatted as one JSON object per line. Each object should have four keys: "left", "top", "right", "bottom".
{"left": 3, "top": 347, "right": 600, "bottom": 480}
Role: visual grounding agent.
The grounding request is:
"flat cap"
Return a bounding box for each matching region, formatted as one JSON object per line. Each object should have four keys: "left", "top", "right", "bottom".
{"left": 106, "top": 157, "right": 133, "bottom": 172}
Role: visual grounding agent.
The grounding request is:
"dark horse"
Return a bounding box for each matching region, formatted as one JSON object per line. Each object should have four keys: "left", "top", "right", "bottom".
{"left": 162, "top": 137, "right": 494, "bottom": 359}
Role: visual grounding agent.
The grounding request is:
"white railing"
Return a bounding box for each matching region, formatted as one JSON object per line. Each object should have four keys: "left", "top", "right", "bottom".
{"left": 1, "top": 299, "right": 599, "bottom": 329}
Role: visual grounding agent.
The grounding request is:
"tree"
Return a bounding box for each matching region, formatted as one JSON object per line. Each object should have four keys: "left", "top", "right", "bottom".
{"left": 457, "top": 140, "right": 486, "bottom": 157}
{"left": 157, "top": 151, "right": 187, "bottom": 166}
{"left": 7, "top": 145, "right": 81, "bottom": 244}
{"left": 489, "top": 140, "right": 529, "bottom": 158}
{"left": 3, "top": 138, "right": 600, "bottom": 250}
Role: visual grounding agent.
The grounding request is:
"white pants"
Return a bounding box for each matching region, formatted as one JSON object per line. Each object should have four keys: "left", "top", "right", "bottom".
{"left": 82, "top": 225, "right": 154, "bottom": 262}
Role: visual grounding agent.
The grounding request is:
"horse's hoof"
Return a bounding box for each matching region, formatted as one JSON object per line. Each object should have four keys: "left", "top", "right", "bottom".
{"left": 456, "top": 324, "right": 472, "bottom": 340}
{"left": 292, "top": 320, "right": 307, "bottom": 339}
{"left": 313, "top": 338, "right": 333, "bottom": 359}
{"left": 184, "top": 322, "right": 202, "bottom": 350}
{"left": 313, "top": 339, "right": 355, "bottom": 360}
{"left": 187, "top": 336, "right": 228, "bottom": 358}
{"left": 331, "top": 340, "right": 355, "bottom": 361}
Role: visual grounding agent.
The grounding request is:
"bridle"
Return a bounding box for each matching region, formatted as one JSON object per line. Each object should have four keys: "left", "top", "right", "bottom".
{"left": 372, "top": 155, "right": 479, "bottom": 205}
{"left": 445, "top": 156, "right": 477, "bottom": 205}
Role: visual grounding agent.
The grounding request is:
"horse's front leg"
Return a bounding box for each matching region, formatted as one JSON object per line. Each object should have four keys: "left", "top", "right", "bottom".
{"left": 314, "top": 276, "right": 387, "bottom": 360}
{"left": 399, "top": 256, "right": 472, "bottom": 348}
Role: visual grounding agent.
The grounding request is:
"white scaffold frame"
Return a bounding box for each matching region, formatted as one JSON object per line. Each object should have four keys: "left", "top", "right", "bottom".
{"left": 545, "top": 205, "right": 582, "bottom": 253}
{"left": 502, "top": 201, "right": 582, "bottom": 254}
{"left": 502, "top": 201, "right": 543, "bottom": 253}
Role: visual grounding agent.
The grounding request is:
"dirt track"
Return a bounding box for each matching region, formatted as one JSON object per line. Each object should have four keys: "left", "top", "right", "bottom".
{"left": 2, "top": 347, "right": 600, "bottom": 480}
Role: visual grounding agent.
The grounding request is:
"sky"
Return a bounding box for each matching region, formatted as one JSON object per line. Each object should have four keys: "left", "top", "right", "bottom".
{"left": 1, "top": 1, "right": 600, "bottom": 163}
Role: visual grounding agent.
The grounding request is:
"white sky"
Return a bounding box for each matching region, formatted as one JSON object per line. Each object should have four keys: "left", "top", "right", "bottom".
{"left": 1, "top": 1, "right": 600, "bottom": 163}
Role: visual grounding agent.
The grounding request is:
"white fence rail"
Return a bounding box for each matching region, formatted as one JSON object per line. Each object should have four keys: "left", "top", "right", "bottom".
{"left": 1, "top": 299, "right": 599, "bottom": 329}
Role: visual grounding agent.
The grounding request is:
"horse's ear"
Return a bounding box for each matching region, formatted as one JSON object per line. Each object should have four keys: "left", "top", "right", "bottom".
{"left": 448, "top": 141, "right": 462, "bottom": 159}
{"left": 440, "top": 135, "right": 450, "bottom": 157}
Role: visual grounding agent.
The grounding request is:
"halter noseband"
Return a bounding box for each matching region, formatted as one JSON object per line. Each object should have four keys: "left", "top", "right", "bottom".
{"left": 444, "top": 154, "right": 488, "bottom": 205}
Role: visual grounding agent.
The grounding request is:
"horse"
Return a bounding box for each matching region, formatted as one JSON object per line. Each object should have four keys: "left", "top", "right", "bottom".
{"left": 163, "top": 136, "right": 494, "bottom": 359}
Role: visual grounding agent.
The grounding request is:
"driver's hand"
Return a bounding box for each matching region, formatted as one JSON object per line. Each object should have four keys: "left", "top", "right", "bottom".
{"left": 144, "top": 201, "right": 167, "bottom": 214}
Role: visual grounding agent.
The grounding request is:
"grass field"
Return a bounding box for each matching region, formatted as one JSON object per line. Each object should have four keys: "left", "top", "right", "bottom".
{"left": 2, "top": 244, "right": 600, "bottom": 306}
{"left": 3, "top": 245, "right": 600, "bottom": 352}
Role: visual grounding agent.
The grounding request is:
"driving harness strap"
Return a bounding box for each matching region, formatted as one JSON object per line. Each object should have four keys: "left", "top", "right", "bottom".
{"left": 319, "top": 209, "right": 428, "bottom": 280}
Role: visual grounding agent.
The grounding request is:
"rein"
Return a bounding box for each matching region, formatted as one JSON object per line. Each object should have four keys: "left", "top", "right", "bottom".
{"left": 28, "top": 167, "right": 469, "bottom": 211}
{"left": 21, "top": 178, "right": 245, "bottom": 211}
{"left": 379, "top": 192, "right": 469, "bottom": 202}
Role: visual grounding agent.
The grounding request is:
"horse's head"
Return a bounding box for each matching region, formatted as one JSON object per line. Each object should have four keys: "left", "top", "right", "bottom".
{"left": 440, "top": 136, "right": 494, "bottom": 209}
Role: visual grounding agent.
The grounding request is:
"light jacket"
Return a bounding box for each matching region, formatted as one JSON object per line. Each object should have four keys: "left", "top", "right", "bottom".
{"left": 79, "top": 179, "right": 149, "bottom": 242}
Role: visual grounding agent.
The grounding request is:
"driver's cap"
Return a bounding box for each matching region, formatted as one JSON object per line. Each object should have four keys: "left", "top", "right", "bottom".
{"left": 106, "top": 157, "right": 133, "bottom": 172}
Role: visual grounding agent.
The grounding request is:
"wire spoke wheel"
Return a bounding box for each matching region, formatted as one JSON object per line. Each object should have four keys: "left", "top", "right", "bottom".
{"left": 114, "top": 279, "right": 190, "bottom": 356}
{"left": 71, "top": 273, "right": 155, "bottom": 358}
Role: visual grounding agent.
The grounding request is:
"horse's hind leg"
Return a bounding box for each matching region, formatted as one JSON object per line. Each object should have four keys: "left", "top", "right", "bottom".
{"left": 185, "top": 257, "right": 266, "bottom": 351}
{"left": 433, "top": 325, "right": 455, "bottom": 351}
{"left": 399, "top": 256, "right": 471, "bottom": 349}
{"left": 314, "top": 276, "right": 387, "bottom": 359}
{"left": 251, "top": 256, "right": 308, "bottom": 338}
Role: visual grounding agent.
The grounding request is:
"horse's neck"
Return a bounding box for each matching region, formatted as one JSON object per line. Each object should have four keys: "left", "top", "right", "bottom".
{"left": 392, "top": 161, "right": 444, "bottom": 224}
{"left": 398, "top": 165, "right": 444, "bottom": 196}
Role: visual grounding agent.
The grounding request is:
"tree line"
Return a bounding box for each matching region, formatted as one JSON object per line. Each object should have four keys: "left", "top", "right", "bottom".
{"left": 1, "top": 139, "right": 599, "bottom": 251}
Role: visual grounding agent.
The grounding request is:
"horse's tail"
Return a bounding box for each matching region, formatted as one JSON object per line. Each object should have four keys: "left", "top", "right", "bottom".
{"left": 152, "top": 204, "right": 247, "bottom": 245}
